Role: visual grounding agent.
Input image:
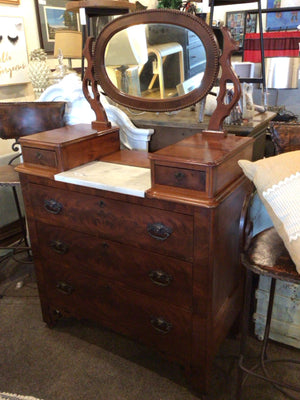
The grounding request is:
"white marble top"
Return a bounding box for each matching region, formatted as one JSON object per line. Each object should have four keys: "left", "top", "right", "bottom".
{"left": 54, "top": 161, "right": 151, "bottom": 198}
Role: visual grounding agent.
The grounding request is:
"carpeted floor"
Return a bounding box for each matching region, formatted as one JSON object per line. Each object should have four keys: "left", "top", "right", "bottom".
{"left": 1, "top": 254, "right": 300, "bottom": 400}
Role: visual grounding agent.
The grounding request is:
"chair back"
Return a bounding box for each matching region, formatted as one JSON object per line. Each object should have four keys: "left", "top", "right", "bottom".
{"left": 0, "top": 101, "right": 66, "bottom": 141}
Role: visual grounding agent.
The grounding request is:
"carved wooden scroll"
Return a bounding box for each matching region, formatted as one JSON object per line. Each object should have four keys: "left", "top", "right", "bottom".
{"left": 205, "top": 27, "right": 242, "bottom": 136}
{"left": 82, "top": 37, "right": 111, "bottom": 131}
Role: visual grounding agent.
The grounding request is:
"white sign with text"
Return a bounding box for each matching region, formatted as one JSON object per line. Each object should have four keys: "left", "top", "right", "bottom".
{"left": 0, "top": 16, "right": 30, "bottom": 86}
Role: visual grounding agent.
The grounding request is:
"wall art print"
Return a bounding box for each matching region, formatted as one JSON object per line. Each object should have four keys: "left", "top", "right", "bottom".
{"left": 266, "top": 0, "right": 300, "bottom": 30}
{"left": 226, "top": 11, "right": 257, "bottom": 48}
{"left": 35, "top": 0, "right": 80, "bottom": 53}
{"left": 0, "top": 16, "right": 30, "bottom": 86}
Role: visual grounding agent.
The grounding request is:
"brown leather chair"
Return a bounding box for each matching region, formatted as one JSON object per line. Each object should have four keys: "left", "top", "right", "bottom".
{"left": 0, "top": 101, "right": 66, "bottom": 262}
{"left": 236, "top": 122, "right": 300, "bottom": 399}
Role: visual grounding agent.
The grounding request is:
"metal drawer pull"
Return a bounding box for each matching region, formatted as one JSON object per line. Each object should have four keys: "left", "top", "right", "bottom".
{"left": 174, "top": 171, "right": 186, "bottom": 180}
{"left": 50, "top": 240, "right": 68, "bottom": 255}
{"left": 56, "top": 281, "right": 74, "bottom": 295}
{"left": 44, "top": 199, "right": 63, "bottom": 214}
{"left": 35, "top": 152, "right": 43, "bottom": 160}
{"left": 150, "top": 316, "right": 172, "bottom": 334}
{"left": 147, "top": 223, "right": 172, "bottom": 241}
{"left": 149, "top": 270, "right": 173, "bottom": 286}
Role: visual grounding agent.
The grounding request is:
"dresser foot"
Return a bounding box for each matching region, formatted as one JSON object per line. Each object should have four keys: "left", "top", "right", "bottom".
{"left": 41, "top": 306, "right": 62, "bottom": 328}
{"left": 184, "top": 364, "right": 211, "bottom": 396}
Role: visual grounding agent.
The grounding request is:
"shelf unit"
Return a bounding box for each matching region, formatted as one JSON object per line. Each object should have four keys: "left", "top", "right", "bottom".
{"left": 209, "top": 2, "right": 300, "bottom": 106}
{"left": 241, "top": 7, "right": 300, "bottom": 87}
{"left": 209, "top": 0, "right": 267, "bottom": 105}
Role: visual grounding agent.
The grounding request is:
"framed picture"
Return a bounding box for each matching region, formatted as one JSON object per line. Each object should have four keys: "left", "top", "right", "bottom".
{"left": 226, "top": 11, "right": 257, "bottom": 49}
{"left": 0, "top": 16, "right": 30, "bottom": 86}
{"left": 266, "top": 0, "right": 300, "bottom": 31}
{"left": 0, "top": 0, "right": 20, "bottom": 4}
{"left": 34, "top": 0, "right": 80, "bottom": 53}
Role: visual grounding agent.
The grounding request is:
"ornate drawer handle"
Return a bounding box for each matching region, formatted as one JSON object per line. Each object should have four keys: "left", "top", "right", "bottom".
{"left": 147, "top": 223, "right": 172, "bottom": 241}
{"left": 44, "top": 199, "right": 63, "bottom": 214}
{"left": 56, "top": 281, "right": 74, "bottom": 295}
{"left": 174, "top": 171, "right": 186, "bottom": 180}
{"left": 148, "top": 270, "right": 173, "bottom": 286}
{"left": 150, "top": 316, "right": 172, "bottom": 334}
{"left": 50, "top": 240, "right": 68, "bottom": 255}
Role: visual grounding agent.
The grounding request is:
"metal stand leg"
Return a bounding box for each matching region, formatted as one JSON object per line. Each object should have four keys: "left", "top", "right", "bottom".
{"left": 236, "top": 269, "right": 253, "bottom": 400}
{"left": 11, "top": 186, "right": 31, "bottom": 260}
{"left": 237, "top": 273, "right": 300, "bottom": 399}
{"left": 12, "top": 186, "right": 29, "bottom": 248}
{"left": 260, "top": 278, "right": 300, "bottom": 399}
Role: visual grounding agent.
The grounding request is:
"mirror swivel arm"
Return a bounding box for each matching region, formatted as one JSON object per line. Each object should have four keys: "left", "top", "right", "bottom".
{"left": 206, "top": 27, "right": 242, "bottom": 135}
{"left": 82, "top": 36, "right": 112, "bottom": 131}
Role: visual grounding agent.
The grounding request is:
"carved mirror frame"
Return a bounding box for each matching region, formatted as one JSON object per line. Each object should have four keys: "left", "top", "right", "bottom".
{"left": 82, "top": 9, "right": 241, "bottom": 135}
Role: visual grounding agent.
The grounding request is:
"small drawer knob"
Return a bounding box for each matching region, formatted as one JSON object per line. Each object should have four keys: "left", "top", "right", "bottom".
{"left": 35, "top": 152, "right": 43, "bottom": 160}
{"left": 98, "top": 200, "right": 106, "bottom": 208}
{"left": 174, "top": 171, "right": 186, "bottom": 181}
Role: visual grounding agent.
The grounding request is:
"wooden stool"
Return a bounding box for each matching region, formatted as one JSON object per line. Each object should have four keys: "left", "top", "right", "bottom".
{"left": 147, "top": 42, "right": 184, "bottom": 99}
{"left": 237, "top": 225, "right": 300, "bottom": 399}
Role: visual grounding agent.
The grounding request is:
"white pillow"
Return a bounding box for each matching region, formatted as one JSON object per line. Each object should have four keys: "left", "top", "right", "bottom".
{"left": 238, "top": 151, "right": 300, "bottom": 273}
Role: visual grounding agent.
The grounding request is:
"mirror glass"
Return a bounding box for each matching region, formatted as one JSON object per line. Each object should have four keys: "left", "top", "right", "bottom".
{"left": 93, "top": 9, "right": 220, "bottom": 112}
{"left": 104, "top": 23, "right": 207, "bottom": 100}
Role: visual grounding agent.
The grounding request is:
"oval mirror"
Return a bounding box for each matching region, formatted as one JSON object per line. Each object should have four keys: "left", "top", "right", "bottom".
{"left": 104, "top": 24, "right": 206, "bottom": 99}
{"left": 94, "top": 10, "right": 220, "bottom": 112}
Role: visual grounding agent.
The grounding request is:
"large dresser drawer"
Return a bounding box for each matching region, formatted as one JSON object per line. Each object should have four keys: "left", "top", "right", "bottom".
{"left": 30, "top": 184, "right": 194, "bottom": 261}
{"left": 44, "top": 263, "right": 192, "bottom": 362}
{"left": 36, "top": 222, "right": 193, "bottom": 309}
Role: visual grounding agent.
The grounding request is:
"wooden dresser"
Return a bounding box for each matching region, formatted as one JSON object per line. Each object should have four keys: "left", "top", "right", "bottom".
{"left": 17, "top": 123, "right": 253, "bottom": 393}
